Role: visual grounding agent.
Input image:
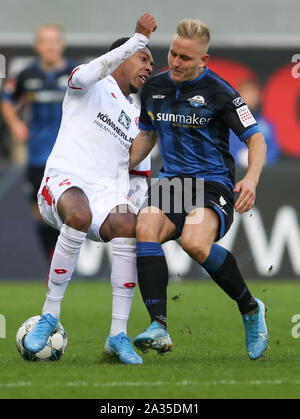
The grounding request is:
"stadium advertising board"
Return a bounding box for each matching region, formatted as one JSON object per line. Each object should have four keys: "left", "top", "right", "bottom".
{"left": 0, "top": 164, "right": 299, "bottom": 280}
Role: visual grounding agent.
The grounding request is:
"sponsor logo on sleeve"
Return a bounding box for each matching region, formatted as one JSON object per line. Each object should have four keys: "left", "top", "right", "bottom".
{"left": 232, "top": 96, "right": 245, "bottom": 107}
{"left": 236, "top": 105, "right": 256, "bottom": 127}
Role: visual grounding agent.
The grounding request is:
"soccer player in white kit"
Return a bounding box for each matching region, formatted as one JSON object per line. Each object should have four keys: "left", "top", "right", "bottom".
{"left": 23, "top": 13, "right": 157, "bottom": 364}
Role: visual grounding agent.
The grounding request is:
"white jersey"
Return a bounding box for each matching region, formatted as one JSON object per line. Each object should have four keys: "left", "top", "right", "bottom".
{"left": 45, "top": 34, "right": 150, "bottom": 195}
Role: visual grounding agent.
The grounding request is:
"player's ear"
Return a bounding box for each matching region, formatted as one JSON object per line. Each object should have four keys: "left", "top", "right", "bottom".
{"left": 200, "top": 53, "right": 209, "bottom": 68}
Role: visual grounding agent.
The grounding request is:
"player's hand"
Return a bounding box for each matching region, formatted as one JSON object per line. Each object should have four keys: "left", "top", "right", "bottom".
{"left": 11, "top": 120, "right": 29, "bottom": 142}
{"left": 135, "top": 13, "right": 157, "bottom": 39}
{"left": 233, "top": 177, "right": 256, "bottom": 214}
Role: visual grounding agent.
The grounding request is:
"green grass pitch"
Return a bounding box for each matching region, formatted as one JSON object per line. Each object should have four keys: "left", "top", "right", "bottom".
{"left": 1, "top": 279, "right": 300, "bottom": 399}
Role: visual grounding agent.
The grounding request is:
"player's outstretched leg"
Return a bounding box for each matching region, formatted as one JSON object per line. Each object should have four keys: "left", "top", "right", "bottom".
{"left": 242, "top": 297, "right": 268, "bottom": 360}
{"left": 24, "top": 224, "right": 87, "bottom": 353}
{"left": 198, "top": 244, "right": 269, "bottom": 359}
{"left": 134, "top": 321, "right": 172, "bottom": 355}
{"left": 104, "top": 332, "right": 143, "bottom": 364}
{"left": 23, "top": 314, "right": 58, "bottom": 353}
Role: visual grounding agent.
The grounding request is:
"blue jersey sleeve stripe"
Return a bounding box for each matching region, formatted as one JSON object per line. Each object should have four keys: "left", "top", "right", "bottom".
{"left": 239, "top": 125, "right": 261, "bottom": 142}
{"left": 207, "top": 69, "right": 237, "bottom": 95}
{"left": 212, "top": 205, "right": 225, "bottom": 240}
{"left": 138, "top": 121, "right": 156, "bottom": 131}
{"left": 1, "top": 91, "right": 15, "bottom": 102}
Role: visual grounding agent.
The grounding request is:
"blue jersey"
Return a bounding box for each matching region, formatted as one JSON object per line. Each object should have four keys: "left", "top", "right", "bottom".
{"left": 1, "top": 59, "right": 77, "bottom": 167}
{"left": 139, "top": 68, "right": 261, "bottom": 191}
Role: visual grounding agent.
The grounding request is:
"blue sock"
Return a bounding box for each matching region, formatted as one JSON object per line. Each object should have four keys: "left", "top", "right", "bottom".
{"left": 136, "top": 241, "right": 164, "bottom": 257}
{"left": 201, "top": 244, "right": 227, "bottom": 273}
{"left": 200, "top": 244, "right": 257, "bottom": 314}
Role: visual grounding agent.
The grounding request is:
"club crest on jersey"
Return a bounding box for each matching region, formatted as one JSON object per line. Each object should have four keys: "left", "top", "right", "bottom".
{"left": 118, "top": 110, "right": 131, "bottom": 130}
{"left": 188, "top": 95, "right": 205, "bottom": 108}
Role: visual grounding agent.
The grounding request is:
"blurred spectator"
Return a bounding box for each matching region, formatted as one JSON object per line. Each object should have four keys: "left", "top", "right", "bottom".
{"left": 229, "top": 79, "right": 280, "bottom": 167}
{"left": 0, "top": 24, "right": 77, "bottom": 262}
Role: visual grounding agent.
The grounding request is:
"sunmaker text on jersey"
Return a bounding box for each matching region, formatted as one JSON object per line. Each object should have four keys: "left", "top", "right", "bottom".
{"left": 155, "top": 112, "right": 212, "bottom": 127}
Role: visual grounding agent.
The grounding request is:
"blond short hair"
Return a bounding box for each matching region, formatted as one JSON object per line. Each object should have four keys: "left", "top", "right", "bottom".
{"left": 176, "top": 19, "right": 210, "bottom": 51}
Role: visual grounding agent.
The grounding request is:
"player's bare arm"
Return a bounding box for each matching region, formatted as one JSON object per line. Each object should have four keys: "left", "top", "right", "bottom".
{"left": 234, "top": 132, "right": 267, "bottom": 213}
{"left": 1, "top": 101, "right": 29, "bottom": 142}
{"left": 68, "top": 13, "right": 157, "bottom": 90}
{"left": 129, "top": 129, "right": 157, "bottom": 170}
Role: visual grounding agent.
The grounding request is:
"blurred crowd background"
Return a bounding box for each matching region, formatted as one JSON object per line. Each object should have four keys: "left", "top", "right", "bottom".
{"left": 0, "top": 0, "right": 299, "bottom": 280}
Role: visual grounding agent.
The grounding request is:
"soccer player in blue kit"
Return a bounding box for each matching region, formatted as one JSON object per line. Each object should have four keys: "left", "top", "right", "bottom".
{"left": 1, "top": 25, "right": 77, "bottom": 261}
{"left": 129, "top": 19, "right": 269, "bottom": 360}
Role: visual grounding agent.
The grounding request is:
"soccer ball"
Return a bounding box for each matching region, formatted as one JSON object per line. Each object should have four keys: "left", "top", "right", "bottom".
{"left": 16, "top": 315, "right": 67, "bottom": 361}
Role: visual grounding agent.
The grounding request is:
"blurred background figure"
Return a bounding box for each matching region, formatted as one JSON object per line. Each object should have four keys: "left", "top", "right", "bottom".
{"left": 229, "top": 78, "right": 281, "bottom": 167}
{"left": 0, "top": 24, "right": 77, "bottom": 263}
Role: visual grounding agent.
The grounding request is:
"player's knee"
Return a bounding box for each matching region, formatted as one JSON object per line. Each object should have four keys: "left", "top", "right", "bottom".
{"left": 136, "top": 217, "right": 152, "bottom": 241}
{"left": 63, "top": 207, "right": 92, "bottom": 232}
{"left": 118, "top": 214, "right": 136, "bottom": 237}
{"left": 108, "top": 213, "right": 137, "bottom": 239}
{"left": 181, "top": 239, "right": 210, "bottom": 264}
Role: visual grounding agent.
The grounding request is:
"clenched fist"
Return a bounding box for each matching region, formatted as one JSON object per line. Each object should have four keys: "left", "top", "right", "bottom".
{"left": 135, "top": 13, "right": 157, "bottom": 39}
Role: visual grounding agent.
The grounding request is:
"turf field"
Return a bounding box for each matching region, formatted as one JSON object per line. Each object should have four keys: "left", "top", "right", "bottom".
{"left": 1, "top": 279, "right": 300, "bottom": 399}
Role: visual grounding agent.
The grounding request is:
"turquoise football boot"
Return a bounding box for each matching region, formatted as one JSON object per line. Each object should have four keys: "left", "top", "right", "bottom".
{"left": 104, "top": 332, "right": 143, "bottom": 364}
{"left": 23, "top": 314, "right": 58, "bottom": 353}
{"left": 134, "top": 321, "right": 172, "bottom": 355}
{"left": 242, "top": 298, "right": 268, "bottom": 360}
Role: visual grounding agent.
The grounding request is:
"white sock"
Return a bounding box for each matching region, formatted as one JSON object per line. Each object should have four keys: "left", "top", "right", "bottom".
{"left": 42, "top": 224, "right": 87, "bottom": 319}
{"left": 109, "top": 238, "right": 137, "bottom": 337}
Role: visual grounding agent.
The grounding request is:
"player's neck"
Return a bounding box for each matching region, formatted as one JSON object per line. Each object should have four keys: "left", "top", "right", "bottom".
{"left": 111, "top": 72, "right": 131, "bottom": 98}
{"left": 187, "top": 66, "right": 205, "bottom": 82}
{"left": 40, "top": 57, "right": 65, "bottom": 72}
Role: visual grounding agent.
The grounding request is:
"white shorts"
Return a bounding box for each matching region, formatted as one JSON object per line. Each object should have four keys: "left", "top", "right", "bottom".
{"left": 128, "top": 174, "right": 148, "bottom": 209}
{"left": 37, "top": 172, "right": 147, "bottom": 242}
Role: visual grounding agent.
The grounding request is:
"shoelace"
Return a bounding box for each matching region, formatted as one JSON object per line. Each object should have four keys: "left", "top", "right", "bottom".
{"left": 119, "top": 335, "right": 136, "bottom": 354}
